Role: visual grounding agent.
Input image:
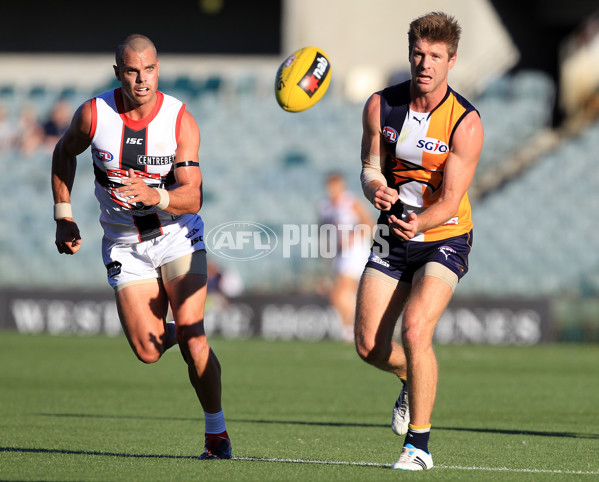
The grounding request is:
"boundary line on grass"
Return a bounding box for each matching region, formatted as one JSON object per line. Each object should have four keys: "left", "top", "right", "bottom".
{"left": 234, "top": 456, "right": 599, "bottom": 475}
{"left": 437, "top": 464, "right": 599, "bottom": 475}
{"left": 233, "top": 456, "right": 384, "bottom": 467}
{"left": 2, "top": 447, "right": 598, "bottom": 475}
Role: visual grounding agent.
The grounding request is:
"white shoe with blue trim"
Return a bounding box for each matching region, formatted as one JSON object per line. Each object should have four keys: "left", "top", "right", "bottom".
{"left": 392, "top": 444, "right": 433, "bottom": 471}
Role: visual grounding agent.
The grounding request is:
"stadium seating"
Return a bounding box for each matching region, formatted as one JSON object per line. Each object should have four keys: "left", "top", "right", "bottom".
{"left": 474, "top": 70, "right": 556, "bottom": 177}
{"left": 6, "top": 68, "right": 595, "bottom": 299}
{"left": 459, "top": 116, "right": 599, "bottom": 297}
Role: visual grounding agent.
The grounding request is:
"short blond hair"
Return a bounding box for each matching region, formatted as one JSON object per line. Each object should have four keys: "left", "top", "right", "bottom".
{"left": 408, "top": 12, "right": 461, "bottom": 58}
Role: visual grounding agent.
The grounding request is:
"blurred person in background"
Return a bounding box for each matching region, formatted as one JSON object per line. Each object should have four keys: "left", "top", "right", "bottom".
{"left": 205, "top": 260, "right": 244, "bottom": 311}
{"left": 355, "top": 12, "right": 483, "bottom": 470}
{"left": 51, "top": 33, "right": 231, "bottom": 460}
{"left": 42, "top": 99, "right": 73, "bottom": 150}
{"left": 207, "top": 260, "right": 244, "bottom": 298}
{"left": 15, "top": 103, "right": 44, "bottom": 156}
{"left": 0, "top": 103, "right": 16, "bottom": 151}
{"left": 318, "top": 172, "right": 374, "bottom": 343}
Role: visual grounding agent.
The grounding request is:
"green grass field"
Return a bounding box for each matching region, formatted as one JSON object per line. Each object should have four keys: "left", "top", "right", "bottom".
{"left": 1, "top": 332, "right": 598, "bottom": 480}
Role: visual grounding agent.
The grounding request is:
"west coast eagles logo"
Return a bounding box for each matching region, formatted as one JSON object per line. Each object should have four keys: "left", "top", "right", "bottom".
{"left": 389, "top": 157, "right": 443, "bottom": 197}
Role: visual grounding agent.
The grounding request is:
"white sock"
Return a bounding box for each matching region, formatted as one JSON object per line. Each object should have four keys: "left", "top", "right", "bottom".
{"left": 204, "top": 410, "right": 226, "bottom": 434}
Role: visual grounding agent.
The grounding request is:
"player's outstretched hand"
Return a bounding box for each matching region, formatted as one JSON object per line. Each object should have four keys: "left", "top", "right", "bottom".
{"left": 55, "top": 219, "right": 82, "bottom": 255}
{"left": 116, "top": 169, "right": 160, "bottom": 206}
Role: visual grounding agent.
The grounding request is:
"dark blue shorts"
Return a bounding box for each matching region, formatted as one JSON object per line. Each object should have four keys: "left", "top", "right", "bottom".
{"left": 365, "top": 230, "right": 473, "bottom": 284}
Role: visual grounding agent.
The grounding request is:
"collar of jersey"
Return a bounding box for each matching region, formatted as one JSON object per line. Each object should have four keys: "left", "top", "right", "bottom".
{"left": 113, "top": 88, "right": 164, "bottom": 131}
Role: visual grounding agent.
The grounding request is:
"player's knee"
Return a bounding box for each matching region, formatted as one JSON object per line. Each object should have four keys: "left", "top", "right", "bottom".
{"left": 176, "top": 324, "right": 202, "bottom": 344}
{"left": 401, "top": 319, "right": 431, "bottom": 352}
{"left": 134, "top": 344, "right": 163, "bottom": 364}
{"left": 355, "top": 336, "right": 389, "bottom": 366}
{"left": 179, "top": 334, "right": 208, "bottom": 353}
{"left": 176, "top": 326, "right": 209, "bottom": 357}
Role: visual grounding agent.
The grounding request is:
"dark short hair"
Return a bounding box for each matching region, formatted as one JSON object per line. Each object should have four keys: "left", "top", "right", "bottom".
{"left": 115, "top": 34, "right": 156, "bottom": 66}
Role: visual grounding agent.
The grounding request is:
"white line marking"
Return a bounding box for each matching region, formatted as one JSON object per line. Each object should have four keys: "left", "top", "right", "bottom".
{"left": 233, "top": 456, "right": 599, "bottom": 475}
{"left": 437, "top": 465, "right": 599, "bottom": 475}
{"left": 233, "top": 456, "right": 385, "bottom": 467}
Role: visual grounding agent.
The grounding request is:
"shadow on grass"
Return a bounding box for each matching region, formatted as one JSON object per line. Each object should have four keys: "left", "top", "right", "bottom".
{"left": 236, "top": 420, "right": 599, "bottom": 440}
{"left": 36, "top": 412, "right": 599, "bottom": 440}
{"left": 0, "top": 446, "right": 200, "bottom": 460}
{"left": 0, "top": 446, "right": 386, "bottom": 468}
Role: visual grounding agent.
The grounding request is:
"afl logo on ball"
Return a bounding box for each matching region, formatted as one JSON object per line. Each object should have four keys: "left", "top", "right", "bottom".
{"left": 382, "top": 126, "right": 398, "bottom": 143}
{"left": 284, "top": 55, "right": 296, "bottom": 68}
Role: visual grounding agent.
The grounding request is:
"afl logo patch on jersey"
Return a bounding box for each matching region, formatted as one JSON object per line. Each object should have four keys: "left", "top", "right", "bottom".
{"left": 93, "top": 148, "right": 114, "bottom": 162}
{"left": 382, "top": 126, "right": 398, "bottom": 143}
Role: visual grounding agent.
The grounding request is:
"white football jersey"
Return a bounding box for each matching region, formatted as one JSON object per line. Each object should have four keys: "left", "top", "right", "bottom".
{"left": 89, "top": 89, "right": 204, "bottom": 245}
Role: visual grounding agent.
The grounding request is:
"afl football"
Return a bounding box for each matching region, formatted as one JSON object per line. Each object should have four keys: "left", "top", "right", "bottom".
{"left": 275, "top": 46, "right": 331, "bottom": 112}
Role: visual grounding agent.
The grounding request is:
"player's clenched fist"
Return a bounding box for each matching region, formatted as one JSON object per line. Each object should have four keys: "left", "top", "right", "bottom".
{"left": 55, "top": 219, "right": 82, "bottom": 255}
{"left": 372, "top": 185, "right": 399, "bottom": 211}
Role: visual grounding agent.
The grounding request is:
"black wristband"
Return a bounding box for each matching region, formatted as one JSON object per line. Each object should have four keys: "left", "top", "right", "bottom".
{"left": 174, "top": 161, "right": 200, "bottom": 169}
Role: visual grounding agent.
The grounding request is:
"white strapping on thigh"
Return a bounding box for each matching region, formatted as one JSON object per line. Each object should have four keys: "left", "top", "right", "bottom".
{"left": 413, "top": 261, "right": 458, "bottom": 291}
{"left": 161, "top": 250, "right": 207, "bottom": 282}
{"left": 115, "top": 278, "right": 158, "bottom": 292}
{"left": 363, "top": 266, "right": 402, "bottom": 287}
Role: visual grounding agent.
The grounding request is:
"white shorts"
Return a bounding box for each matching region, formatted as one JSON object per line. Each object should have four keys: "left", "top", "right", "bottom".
{"left": 102, "top": 215, "right": 206, "bottom": 290}
{"left": 333, "top": 240, "right": 371, "bottom": 280}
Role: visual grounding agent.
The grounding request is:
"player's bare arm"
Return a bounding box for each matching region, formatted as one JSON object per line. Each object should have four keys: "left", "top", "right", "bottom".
{"left": 116, "top": 110, "right": 203, "bottom": 215}
{"left": 360, "top": 93, "right": 399, "bottom": 211}
{"left": 389, "top": 110, "right": 484, "bottom": 240}
{"left": 52, "top": 100, "right": 94, "bottom": 254}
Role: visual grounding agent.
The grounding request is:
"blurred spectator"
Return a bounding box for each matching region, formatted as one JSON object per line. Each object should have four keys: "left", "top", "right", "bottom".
{"left": 15, "top": 104, "right": 44, "bottom": 156}
{"left": 318, "top": 172, "right": 374, "bottom": 343}
{"left": 207, "top": 260, "right": 244, "bottom": 298}
{"left": 0, "top": 103, "right": 16, "bottom": 151}
{"left": 42, "top": 99, "right": 72, "bottom": 149}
